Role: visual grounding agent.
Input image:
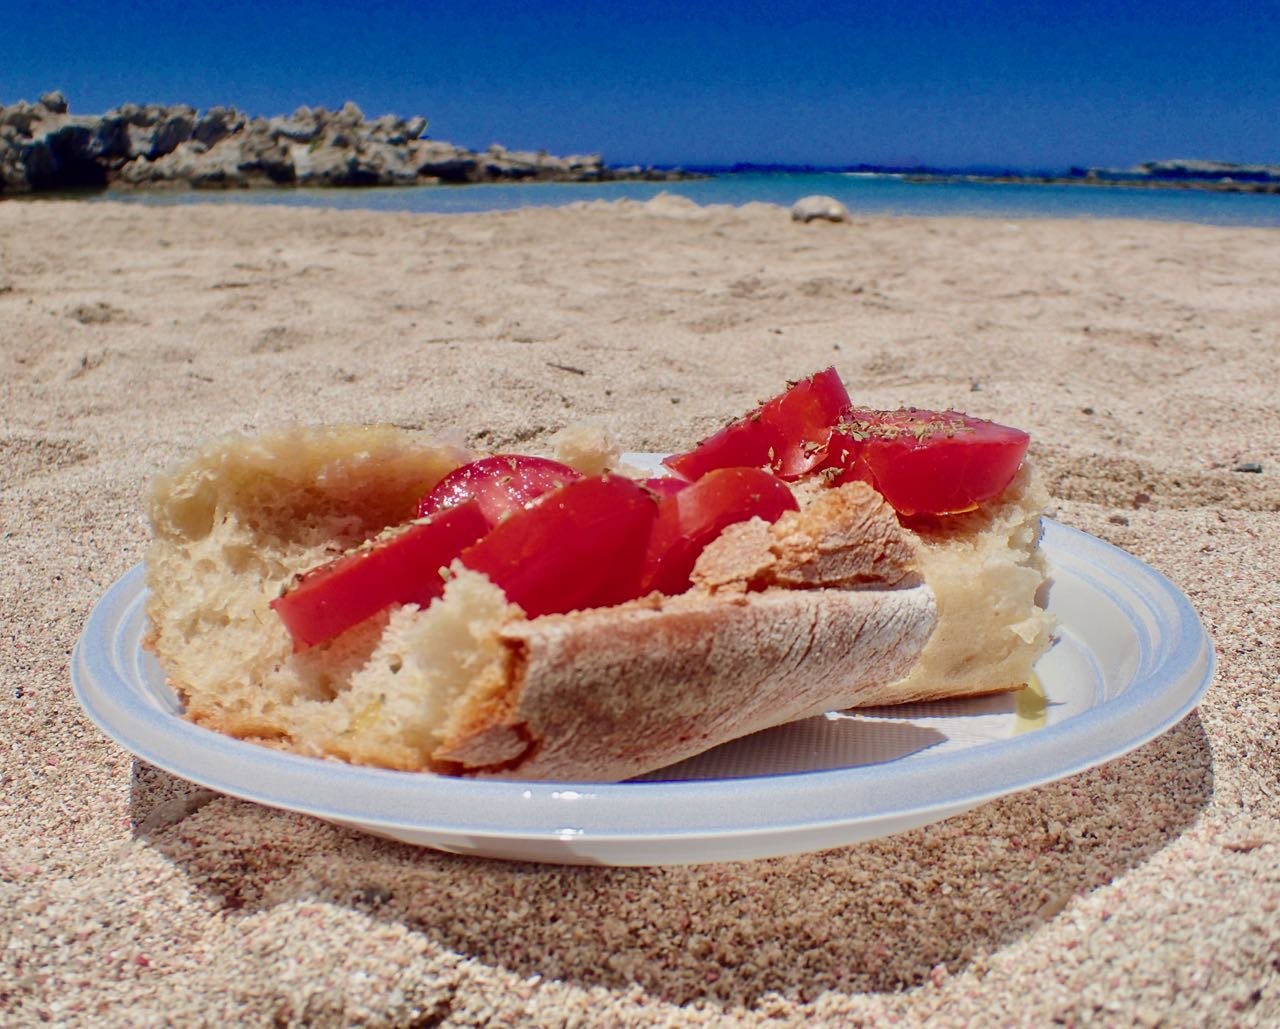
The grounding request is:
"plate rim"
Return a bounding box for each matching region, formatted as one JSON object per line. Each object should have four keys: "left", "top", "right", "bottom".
{"left": 72, "top": 517, "right": 1215, "bottom": 851}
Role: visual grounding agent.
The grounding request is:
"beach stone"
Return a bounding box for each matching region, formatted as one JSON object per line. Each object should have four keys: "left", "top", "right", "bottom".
{"left": 25, "top": 120, "right": 107, "bottom": 190}
{"left": 356, "top": 140, "right": 419, "bottom": 184}
{"left": 332, "top": 101, "right": 365, "bottom": 129}
{"left": 234, "top": 132, "right": 296, "bottom": 184}
{"left": 791, "top": 195, "right": 851, "bottom": 223}
{"left": 294, "top": 138, "right": 413, "bottom": 187}
{"left": 87, "top": 103, "right": 195, "bottom": 163}
{"left": 410, "top": 140, "right": 479, "bottom": 182}
{"left": 481, "top": 144, "right": 540, "bottom": 180}
{"left": 90, "top": 113, "right": 136, "bottom": 161}
{"left": 117, "top": 138, "right": 228, "bottom": 187}
{"left": 0, "top": 130, "right": 29, "bottom": 191}
{"left": 39, "top": 91, "right": 69, "bottom": 115}
{"left": 473, "top": 144, "right": 608, "bottom": 182}
{"left": 1, "top": 105, "right": 26, "bottom": 134}
{"left": 118, "top": 128, "right": 296, "bottom": 189}
{"left": 146, "top": 107, "right": 197, "bottom": 159}
{"left": 192, "top": 106, "right": 245, "bottom": 147}
{"left": 561, "top": 153, "right": 606, "bottom": 179}
{"left": 400, "top": 116, "right": 428, "bottom": 143}
{"left": 364, "top": 112, "right": 426, "bottom": 144}
{"left": 290, "top": 142, "right": 342, "bottom": 185}
{"left": 268, "top": 111, "right": 322, "bottom": 143}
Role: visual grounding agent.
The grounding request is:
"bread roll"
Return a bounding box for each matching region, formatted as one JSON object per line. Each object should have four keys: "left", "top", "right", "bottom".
{"left": 144, "top": 425, "right": 1050, "bottom": 781}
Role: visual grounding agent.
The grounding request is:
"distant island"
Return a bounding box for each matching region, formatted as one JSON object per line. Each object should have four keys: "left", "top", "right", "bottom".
{"left": 2, "top": 92, "right": 1276, "bottom": 197}
{"left": 0, "top": 92, "right": 692, "bottom": 194}
{"left": 894, "top": 160, "right": 1280, "bottom": 195}
{"left": 687, "top": 161, "right": 1280, "bottom": 195}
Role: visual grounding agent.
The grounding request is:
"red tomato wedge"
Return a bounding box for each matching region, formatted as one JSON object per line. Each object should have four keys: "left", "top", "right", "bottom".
{"left": 831, "top": 409, "right": 1030, "bottom": 516}
{"left": 662, "top": 410, "right": 772, "bottom": 482}
{"left": 761, "top": 366, "right": 853, "bottom": 478}
{"left": 417, "top": 454, "right": 581, "bottom": 527}
{"left": 642, "top": 476, "right": 689, "bottom": 499}
{"left": 640, "top": 466, "right": 799, "bottom": 597}
{"left": 271, "top": 500, "right": 490, "bottom": 650}
{"left": 663, "top": 367, "right": 851, "bottom": 481}
{"left": 459, "top": 475, "right": 658, "bottom": 618}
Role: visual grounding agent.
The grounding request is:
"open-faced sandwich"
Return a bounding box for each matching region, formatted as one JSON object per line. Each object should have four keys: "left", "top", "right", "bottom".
{"left": 144, "top": 369, "right": 1051, "bottom": 781}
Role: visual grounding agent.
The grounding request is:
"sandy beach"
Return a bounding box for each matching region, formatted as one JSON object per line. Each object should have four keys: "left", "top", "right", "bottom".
{"left": 2, "top": 195, "right": 1277, "bottom": 1025}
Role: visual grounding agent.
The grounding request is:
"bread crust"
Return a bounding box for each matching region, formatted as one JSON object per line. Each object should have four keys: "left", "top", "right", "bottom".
{"left": 437, "top": 585, "right": 936, "bottom": 780}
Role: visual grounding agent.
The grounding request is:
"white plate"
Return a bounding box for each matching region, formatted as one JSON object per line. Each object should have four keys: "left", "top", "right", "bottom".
{"left": 73, "top": 473, "right": 1213, "bottom": 865}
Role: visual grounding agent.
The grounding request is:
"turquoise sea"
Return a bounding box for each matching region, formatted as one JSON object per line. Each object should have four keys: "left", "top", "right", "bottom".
{"left": 95, "top": 170, "right": 1280, "bottom": 228}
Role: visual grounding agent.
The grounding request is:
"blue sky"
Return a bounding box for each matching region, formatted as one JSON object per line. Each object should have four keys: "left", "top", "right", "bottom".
{"left": 4, "top": 1, "right": 1279, "bottom": 170}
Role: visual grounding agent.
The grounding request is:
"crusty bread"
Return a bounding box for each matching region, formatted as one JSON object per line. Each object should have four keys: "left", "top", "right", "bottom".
{"left": 686, "top": 465, "right": 1051, "bottom": 708}
{"left": 870, "top": 464, "right": 1052, "bottom": 705}
{"left": 144, "top": 425, "right": 471, "bottom": 737}
{"left": 144, "top": 424, "right": 1049, "bottom": 781}
{"left": 274, "top": 570, "right": 935, "bottom": 780}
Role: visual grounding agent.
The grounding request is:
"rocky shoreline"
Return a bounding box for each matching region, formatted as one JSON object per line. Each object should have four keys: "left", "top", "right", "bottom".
{"left": 901, "top": 169, "right": 1280, "bottom": 195}
{"left": 6, "top": 92, "right": 1272, "bottom": 199}
{"left": 0, "top": 92, "right": 692, "bottom": 194}
{"left": 891, "top": 158, "right": 1280, "bottom": 195}
{"left": 714, "top": 160, "right": 1280, "bottom": 196}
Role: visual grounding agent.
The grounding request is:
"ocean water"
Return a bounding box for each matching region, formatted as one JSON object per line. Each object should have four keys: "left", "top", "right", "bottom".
{"left": 95, "top": 170, "right": 1280, "bottom": 227}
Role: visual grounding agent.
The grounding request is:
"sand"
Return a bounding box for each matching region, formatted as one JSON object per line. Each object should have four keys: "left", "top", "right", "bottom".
{"left": 1, "top": 193, "right": 1277, "bottom": 1026}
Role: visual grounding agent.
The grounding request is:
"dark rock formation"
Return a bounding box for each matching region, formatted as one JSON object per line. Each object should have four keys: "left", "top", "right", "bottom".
{"left": 900, "top": 160, "right": 1280, "bottom": 195}
{"left": 1130, "top": 159, "right": 1280, "bottom": 184}
{"left": 0, "top": 93, "right": 692, "bottom": 194}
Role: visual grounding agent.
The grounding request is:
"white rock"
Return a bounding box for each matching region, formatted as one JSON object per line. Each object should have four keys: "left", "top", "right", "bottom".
{"left": 791, "top": 194, "right": 850, "bottom": 223}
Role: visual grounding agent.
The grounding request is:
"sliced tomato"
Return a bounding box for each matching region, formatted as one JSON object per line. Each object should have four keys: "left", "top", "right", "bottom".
{"left": 662, "top": 367, "right": 851, "bottom": 481}
{"left": 459, "top": 475, "right": 658, "bottom": 618}
{"left": 416, "top": 454, "right": 581, "bottom": 527}
{"left": 271, "top": 500, "right": 490, "bottom": 650}
{"left": 831, "top": 408, "right": 1030, "bottom": 516}
{"left": 760, "top": 366, "right": 852, "bottom": 478}
{"left": 640, "top": 466, "right": 799, "bottom": 597}
{"left": 642, "top": 476, "right": 689, "bottom": 499}
{"left": 661, "top": 411, "right": 772, "bottom": 481}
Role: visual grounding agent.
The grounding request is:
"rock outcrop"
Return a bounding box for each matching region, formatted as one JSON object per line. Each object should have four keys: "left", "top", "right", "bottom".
{"left": 1131, "top": 159, "right": 1280, "bottom": 184}
{"left": 900, "top": 159, "right": 1280, "bottom": 195}
{"left": 0, "top": 92, "right": 690, "bottom": 194}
